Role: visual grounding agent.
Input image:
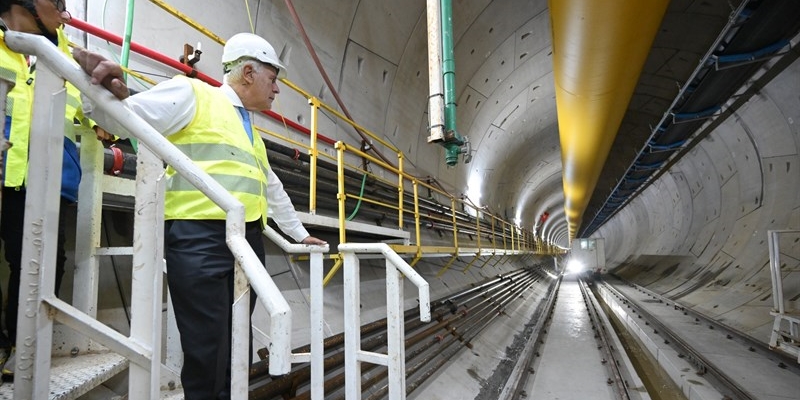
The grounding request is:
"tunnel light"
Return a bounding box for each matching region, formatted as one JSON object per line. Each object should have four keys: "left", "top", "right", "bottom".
{"left": 566, "top": 259, "right": 584, "bottom": 275}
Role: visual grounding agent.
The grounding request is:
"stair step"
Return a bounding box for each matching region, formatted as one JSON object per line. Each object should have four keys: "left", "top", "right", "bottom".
{"left": 160, "top": 388, "right": 185, "bottom": 399}
{"left": 0, "top": 352, "right": 127, "bottom": 400}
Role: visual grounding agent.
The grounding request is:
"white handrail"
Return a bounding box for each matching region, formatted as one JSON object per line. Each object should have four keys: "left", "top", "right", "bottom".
{"left": 339, "top": 243, "right": 431, "bottom": 321}
{"left": 339, "top": 242, "right": 430, "bottom": 400}
{"left": 4, "top": 30, "right": 296, "bottom": 393}
{"left": 262, "top": 226, "right": 329, "bottom": 399}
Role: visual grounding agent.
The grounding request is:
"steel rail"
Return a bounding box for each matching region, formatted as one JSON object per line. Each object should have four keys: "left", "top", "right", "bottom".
{"left": 578, "top": 280, "right": 631, "bottom": 400}
{"left": 600, "top": 281, "right": 755, "bottom": 400}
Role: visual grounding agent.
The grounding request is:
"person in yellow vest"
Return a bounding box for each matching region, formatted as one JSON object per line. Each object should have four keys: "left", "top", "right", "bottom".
{"left": 74, "top": 33, "right": 326, "bottom": 399}
{"left": 0, "top": 0, "right": 110, "bottom": 377}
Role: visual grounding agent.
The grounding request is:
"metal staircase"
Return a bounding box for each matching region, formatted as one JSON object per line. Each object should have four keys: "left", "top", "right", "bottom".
{"left": 1, "top": 30, "right": 331, "bottom": 399}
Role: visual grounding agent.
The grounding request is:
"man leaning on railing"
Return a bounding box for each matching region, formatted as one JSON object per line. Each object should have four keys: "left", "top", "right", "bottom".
{"left": 73, "top": 33, "right": 325, "bottom": 399}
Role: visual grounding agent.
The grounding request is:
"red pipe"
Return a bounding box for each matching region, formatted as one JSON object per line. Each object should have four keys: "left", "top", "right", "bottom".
{"left": 67, "top": 18, "right": 335, "bottom": 146}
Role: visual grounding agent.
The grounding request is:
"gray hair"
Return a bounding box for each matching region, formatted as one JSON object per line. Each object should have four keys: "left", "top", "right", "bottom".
{"left": 222, "top": 58, "right": 264, "bottom": 85}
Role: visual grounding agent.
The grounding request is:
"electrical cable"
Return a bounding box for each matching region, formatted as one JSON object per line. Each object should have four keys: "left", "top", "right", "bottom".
{"left": 346, "top": 173, "right": 368, "bottom": 221}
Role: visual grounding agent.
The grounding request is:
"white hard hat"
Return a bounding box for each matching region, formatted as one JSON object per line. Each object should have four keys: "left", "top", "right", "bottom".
{"left": 222, "top": 33, "right": 286, "bottom": 78}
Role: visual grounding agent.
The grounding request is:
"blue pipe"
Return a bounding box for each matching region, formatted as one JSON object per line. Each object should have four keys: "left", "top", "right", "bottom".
{"left": 648, "top": 138, "right": 686, "bottom": 151}
{"left": 715, "top": 39, "right": 789, "bottom": 64}
{"left": 672, "top": 105, "right": 721, "bottom": 122}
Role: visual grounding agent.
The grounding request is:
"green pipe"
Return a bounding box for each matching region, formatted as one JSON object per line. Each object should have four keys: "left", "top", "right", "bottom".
{"left": 120, "top": 0, "right": 135, "bottom": 80}
{"left": 440, "top": 0, "right": 464, "bottom": 166}
{"left": 444, "top": 142, "right": 461, "bottom": 166}
{"left": 120, "top": 0, "right": 138, "bottom": 151}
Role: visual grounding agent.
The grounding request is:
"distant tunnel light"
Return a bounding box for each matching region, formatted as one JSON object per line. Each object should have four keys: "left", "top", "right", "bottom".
{"left": 566, "top": 259, "right": 584, "bottom": 275}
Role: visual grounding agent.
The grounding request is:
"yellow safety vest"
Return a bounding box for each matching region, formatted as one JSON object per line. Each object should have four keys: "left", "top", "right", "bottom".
{"left": 1, "top": 27, "right": 89, "bottom": 189}
{"left": 164, "top": 76, "right": 270, "bottom": 225}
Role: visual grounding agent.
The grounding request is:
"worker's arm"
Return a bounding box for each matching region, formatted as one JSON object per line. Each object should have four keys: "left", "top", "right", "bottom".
{"left": 72, "top": 47, "right": 129, "bottom": 100}
{"left": 266, "top": 166, "right": 326, "bottom": 245}
{"left": 73, "top": 48, "right": 195, "bottom": 138}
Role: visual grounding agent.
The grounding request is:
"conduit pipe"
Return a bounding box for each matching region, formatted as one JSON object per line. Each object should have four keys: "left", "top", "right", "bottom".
{"left": 426, "top": 0, "right": 445, "bottom": 143}
{"left": 66, "top": 18, "right": 335, "bottom": 146}
{"left": 439, "top": 0, "right": 466, "bottom": 166}
{"left": 549, "top": 0, "right": 669, "bottom": 240}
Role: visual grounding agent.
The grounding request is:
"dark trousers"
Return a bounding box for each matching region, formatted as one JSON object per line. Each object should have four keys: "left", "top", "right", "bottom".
{"left": 0, "top": 187, "right": 67, "bottom": 349}
{"left": 165, "top": 219, "right": 264, "bottom": 400}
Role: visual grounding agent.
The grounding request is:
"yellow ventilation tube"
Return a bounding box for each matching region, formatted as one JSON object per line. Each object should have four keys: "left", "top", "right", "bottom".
{"left": 550, "top": 0, "right": 669, "bottom": 240}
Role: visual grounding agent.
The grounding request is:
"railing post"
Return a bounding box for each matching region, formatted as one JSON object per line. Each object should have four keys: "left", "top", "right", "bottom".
{"left": 309, "top": 252, "right": 325, "bottom": 399}
{"left": 309, "top": 97, "right": 320, "bottom": 215}
{"left": 129, "top": 145, "right": 165, "bottom": 399}
{"left": 15, "top": 63, "right": 65, "bottom": 399}
{"left": 342, "top": 251, "right": 362, "bottom": 399}
{"left": 767, "top": 230, "right": 784, "bottom": 314}
{"left": 231, "top": 259, "right": 250, "bottom": 399}
{"left": 71, "top": 125, "right": 103, "bottom": 355}
{"left": 386, "top": 261, "right": 406, "bottom": 400}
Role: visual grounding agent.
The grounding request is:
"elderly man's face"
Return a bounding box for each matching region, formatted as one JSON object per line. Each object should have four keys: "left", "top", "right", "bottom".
{"left": 247, "top": 63, "right": 281, "bottom": 111}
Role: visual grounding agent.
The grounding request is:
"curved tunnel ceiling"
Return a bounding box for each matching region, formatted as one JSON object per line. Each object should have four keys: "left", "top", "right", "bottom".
{"left": 258, "top": 0, "right": 800, "bottom": 250}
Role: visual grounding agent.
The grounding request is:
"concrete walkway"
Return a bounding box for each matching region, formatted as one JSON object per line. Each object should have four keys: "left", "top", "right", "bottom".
{"left": 526, "top": 278, "right": 617, "bottom": 400}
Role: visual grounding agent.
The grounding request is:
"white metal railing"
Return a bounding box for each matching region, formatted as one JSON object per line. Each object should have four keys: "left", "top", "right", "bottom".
{"left": 339, "top": 243, "right": 431, "bottom": 400}
{"left": 767, "top": 229, "right": 800, "bottom": 363}
{"left": 4, "top": 30, "right": 319, "bottom": 399}
{"left": 261, "top": 227, "right": 329, "bottom": 399}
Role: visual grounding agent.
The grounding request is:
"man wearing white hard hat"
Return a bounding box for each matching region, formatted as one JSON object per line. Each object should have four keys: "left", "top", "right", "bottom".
{"left": 74, "top": 33, "right": 325, "bottom": 399}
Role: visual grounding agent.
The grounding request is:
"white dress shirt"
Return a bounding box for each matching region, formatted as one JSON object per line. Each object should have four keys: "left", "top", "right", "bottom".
{"left": 87, "top": 78, "right": 310, "bottom": 242}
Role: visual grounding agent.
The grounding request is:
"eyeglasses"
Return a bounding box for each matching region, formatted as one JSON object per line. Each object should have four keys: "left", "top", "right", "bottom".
{"left": 52, "top": 0, "right": 66, "bottom": 13}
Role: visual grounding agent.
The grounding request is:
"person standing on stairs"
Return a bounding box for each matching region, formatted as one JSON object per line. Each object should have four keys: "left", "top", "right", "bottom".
{"left": 0, "top": 0, "right": 111, "bottom": 379}
{"left": 73, "top": 32, "right": 326, "bottom": 399}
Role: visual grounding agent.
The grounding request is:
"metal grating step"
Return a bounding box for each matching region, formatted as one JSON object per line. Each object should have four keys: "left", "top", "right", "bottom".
{"left": 160, "top": 388, "right": 184, "bottom": 399}
{"left": 0, "top": 352, "right": 127, "bottom": 400}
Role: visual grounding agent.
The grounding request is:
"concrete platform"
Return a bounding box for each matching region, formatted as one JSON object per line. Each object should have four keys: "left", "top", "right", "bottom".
{"left": 525, "top": 279, "right": 617, "bottom": 400}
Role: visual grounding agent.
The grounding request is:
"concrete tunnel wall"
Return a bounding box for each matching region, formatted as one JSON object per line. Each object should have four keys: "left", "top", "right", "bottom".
{"left": 596, "top": 58, "right": 800, "bottom": 342}
{"left": 6, "top": 0, "right": 792, "bottom": 351}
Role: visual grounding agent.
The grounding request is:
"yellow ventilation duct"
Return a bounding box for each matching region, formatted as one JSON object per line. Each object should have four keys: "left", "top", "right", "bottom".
{"left": 549, "top": 0, "right": 669, "bottom": 240}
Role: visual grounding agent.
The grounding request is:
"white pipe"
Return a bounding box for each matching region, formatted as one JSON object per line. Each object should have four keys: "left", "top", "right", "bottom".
{"left": 426, "top": 0, "right": 445, "bottom": 143}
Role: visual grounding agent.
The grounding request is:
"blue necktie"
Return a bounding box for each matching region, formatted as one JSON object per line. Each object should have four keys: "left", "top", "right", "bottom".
{"left": 236, "top": 106, "right": 254, "bottom": 144}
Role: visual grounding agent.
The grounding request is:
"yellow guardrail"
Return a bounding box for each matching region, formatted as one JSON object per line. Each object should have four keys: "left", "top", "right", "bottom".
{"left": 146, "top": 1, "right": 563, "bottom": 283}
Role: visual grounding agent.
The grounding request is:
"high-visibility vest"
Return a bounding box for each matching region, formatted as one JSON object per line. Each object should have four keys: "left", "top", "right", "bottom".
{"left": 164, "top": 76, "right": 270, "bottom": 224}
{"left": 1, "top": 28, "right": 88, "bottom": 199}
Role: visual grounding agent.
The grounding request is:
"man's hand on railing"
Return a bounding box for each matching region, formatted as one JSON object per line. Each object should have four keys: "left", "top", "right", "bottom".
{"left": 301, "top": 236, "right": 327, "bottom": 246}
{"left": 72, "top": 47, "right": 129, "bottom": 100}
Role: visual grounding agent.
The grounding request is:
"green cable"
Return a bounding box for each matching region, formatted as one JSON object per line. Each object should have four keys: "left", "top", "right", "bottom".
{"left": 346, "top": 173, "right": 368, "bottom": 221}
